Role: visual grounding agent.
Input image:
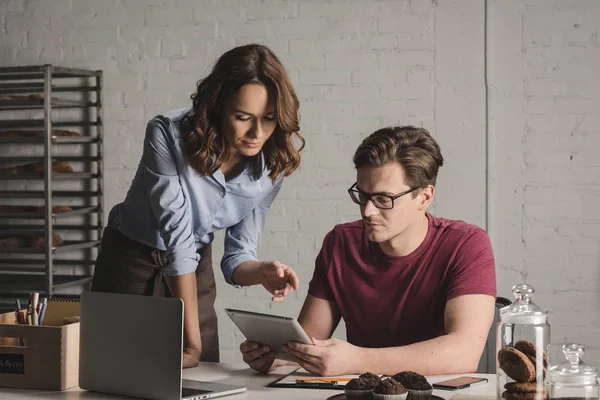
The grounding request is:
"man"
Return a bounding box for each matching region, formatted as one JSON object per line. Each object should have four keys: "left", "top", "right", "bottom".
{"left": 240, "top": 126, "right": 496, "bottom": 376}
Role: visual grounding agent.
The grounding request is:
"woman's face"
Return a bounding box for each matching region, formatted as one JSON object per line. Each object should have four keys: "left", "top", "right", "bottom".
{"left": 220, "top": 83, "right": 277, "bottom": 158}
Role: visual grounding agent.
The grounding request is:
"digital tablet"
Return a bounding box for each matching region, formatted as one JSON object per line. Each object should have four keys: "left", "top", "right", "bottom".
{"left": 225, "top": 308, "right": 312, "bottom": 361}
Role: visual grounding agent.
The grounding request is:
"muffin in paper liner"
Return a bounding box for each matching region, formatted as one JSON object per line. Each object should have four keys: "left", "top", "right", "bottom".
{"left": 372, "top": 378, "right": 409, "bottom": 400}
{"left": 406, "top": 388, "right": 433, "bottom": 400}
{"left": 373, "top": 391, "right": 408, "bottom": 400}
{"left": 344, "top": 372, "right": 382, "bottom": 399}
{"left": 344, "top": 387, "right": 374, "bottom": 400}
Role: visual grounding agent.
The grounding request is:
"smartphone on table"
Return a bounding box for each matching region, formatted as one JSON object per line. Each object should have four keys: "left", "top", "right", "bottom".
{"left": 432, "top": 376, "right": 489, "bottom": 390}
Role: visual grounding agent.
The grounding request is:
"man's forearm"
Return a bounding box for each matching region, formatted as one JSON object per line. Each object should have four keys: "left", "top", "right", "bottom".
{"left": 232, "top": 260, "right": 264, "bottom": 286}
{"left": 360, "top": 333, "right": 485, "bottom": 375}
{"left": 167, "top": 272, "right": 201, "bottom": 353}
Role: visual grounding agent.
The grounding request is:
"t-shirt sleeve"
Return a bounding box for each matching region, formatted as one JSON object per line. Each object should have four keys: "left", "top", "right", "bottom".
{"left": 446, "top": 227, "right": 497, "bottom": 301}
{"left": 307, "top": 228, "right": 337, "bottom": 301}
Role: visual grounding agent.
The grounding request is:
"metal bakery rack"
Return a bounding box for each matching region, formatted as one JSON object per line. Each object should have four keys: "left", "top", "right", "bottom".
{"left": 0, "top": 65, "right": 104, "bottom": 313}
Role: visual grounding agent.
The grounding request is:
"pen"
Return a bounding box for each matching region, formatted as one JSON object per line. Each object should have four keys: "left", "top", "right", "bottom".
{"left": 296, "top": 377, "right": 353, "bottom": 383}
{"left": 39, "top": 298, "right": 47, "bottom": 326}
{"left": 15, "top": 298, "right": 21, "bottom": 323}
{"left": 294, "top": 381, "right": 339, "bottom": 388}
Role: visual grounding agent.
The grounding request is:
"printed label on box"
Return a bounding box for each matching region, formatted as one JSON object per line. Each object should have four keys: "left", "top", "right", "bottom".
{"left": 0, "top": 354, "right": 24, "bottom": 374}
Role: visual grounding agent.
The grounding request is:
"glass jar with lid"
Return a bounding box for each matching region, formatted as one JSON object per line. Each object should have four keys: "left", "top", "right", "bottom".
{"left": 497, "top": 283, "right": 550, "bottom": 400}
{"left": 548, "top": 343, "right": 599, "bottom": 400}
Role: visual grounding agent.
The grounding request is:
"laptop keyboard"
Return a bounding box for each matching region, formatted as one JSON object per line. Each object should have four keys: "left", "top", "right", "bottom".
{"left": 181, "top": 387, "right": 213, "bottom": 399}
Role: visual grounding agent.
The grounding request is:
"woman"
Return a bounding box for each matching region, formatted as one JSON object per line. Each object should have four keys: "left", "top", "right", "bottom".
{"left": 91, "top": 44, "right": 304, "bottom": 368}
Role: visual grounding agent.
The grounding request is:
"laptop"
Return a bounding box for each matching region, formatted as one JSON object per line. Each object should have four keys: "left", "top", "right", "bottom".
{"left": 79, "top": 291, "right": 246, "bottom": 400}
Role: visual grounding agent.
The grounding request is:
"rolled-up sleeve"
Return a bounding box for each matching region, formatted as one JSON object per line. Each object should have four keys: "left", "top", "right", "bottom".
{"left": 142, "top": 116, "right": 199, "bottom": 276}
{"left": 221, "top": 176, "right": 283, "bottom": 286}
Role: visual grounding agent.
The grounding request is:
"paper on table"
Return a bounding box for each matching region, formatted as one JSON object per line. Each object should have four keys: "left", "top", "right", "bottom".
{"left": 274, "top": 368, "right": 361, "bottom": 387}
{"left": 450, "top": 395, "right": 496, "bottom": 400}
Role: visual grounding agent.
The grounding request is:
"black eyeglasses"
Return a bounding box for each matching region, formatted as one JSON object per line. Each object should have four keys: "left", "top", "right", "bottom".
{"left": 347, "top": 183, "right": 419, "bottom": 210}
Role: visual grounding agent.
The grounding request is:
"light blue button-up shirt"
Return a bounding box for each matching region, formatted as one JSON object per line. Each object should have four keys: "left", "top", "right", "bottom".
{"left": 107, "top": 108, "right": 283, "bottom": 284}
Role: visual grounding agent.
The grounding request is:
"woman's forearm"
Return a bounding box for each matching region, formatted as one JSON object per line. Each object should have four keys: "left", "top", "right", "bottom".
{"left": 167, "top": 272, "right": 201, "bottom": 353}
{"left": 232, "top": 260, "right": 265, "bottom": 286}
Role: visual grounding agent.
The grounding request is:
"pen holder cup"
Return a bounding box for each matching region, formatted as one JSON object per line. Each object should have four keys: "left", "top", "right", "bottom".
{"left": 0, "top": 311, "right": 80, "bottom": 391}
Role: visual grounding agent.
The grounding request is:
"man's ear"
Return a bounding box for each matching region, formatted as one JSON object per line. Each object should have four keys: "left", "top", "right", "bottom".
{"left": 419, "top": 185, "right": 435, "bottom": 211}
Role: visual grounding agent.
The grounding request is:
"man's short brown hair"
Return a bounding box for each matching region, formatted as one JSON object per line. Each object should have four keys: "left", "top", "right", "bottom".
{"left": 353, "top": 126, "right": 444, "bottom": 189}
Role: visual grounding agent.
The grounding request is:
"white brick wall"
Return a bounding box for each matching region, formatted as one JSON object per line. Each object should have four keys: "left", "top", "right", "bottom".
{"left": 522, "top": 0, "right": 600, "bottom": 363}
{"left": 488, "top": 0, "right": 600, "bottom": 366}
{"left": 1, "top": 0, "right": 599, "bottom": 367}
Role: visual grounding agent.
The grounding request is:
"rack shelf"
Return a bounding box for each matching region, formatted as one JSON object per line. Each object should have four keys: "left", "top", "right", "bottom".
{"left": 0, "top": 99, "right": 97, "bottom": 110}
{"left": 0, "top": 258, "right": 95, "bottom": 272}
{"left": 0, "top": 156, "right": 100, "bottom": 163}
{"left": 0, "top": 83, "right": 98, "bottom": 93}
{"left": 0, "top": 120, "right": 100, "bottom": 129}
{"left": 0, "top": 190, "right": 101, "bottom": 198}
{"left": 0, "top": 65, "right": 99, "bottom": 79}
{"left": 0, "top": 205, "right": 98, "bottom": 219}
{"left": 0, "top": 225, "right": 102, "bottom": 234}
{"left": 0, "top": 172, "right": 98, "bottom": 180}
{"left": 0, "top": 240, "right": 101, "bottom": 255}
{"left": 0, "top": 135, "right": 100, "bottom": 144}
{"left": 0, "top": 275, "right": 94, "bottom": 294}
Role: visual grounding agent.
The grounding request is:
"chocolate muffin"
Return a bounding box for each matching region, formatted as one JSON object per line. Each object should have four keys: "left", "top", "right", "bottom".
{"left": 391, "top": 371, "right": 432, "bottom": 400}
{"left": 392, "top": 372, "right": 432, "bottom": 390}
{"left": 346, "top": 377, "right": 375, "bottom": 391}
{"left": 373, "top": 378, "right": 408, "bottom": 400}
{"left": 359, "top": 372, "right": 382, "bottom": 388}
{"left": 346, "top": 373, "right": 380, "bottom": 400}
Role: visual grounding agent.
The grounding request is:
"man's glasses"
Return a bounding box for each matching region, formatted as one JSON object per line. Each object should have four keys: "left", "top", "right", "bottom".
{"left": 347, "top": 182, "right": 419, "bottom": 210}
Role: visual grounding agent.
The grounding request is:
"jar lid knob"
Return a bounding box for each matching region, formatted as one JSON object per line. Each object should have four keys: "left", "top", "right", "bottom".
{"left": 512, "top": 284, "right": 535, "bottom": 302}
{"left": 563, "top": 343, "right": 585, "bottom": 369}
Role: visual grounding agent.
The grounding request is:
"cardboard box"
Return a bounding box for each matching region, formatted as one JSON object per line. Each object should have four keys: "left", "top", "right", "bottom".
{"left": 0, "top": 309, "right": 80, "bottom": 391}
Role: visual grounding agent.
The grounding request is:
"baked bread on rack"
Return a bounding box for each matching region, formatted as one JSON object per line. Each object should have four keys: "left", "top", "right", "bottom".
{"left": 0, "top": 205, "right": 73, "bottom": 214}
{"left": 0, "top": 236, "right": 24, "bottom": 249}
{"left": 0, "top": 130, "right": 81, "bottom": 138}
{"left": 0, "top": 161, "right": 74, "bottom": 174}
{"left": 0, "top": 93, "right": 45, "bottom": 101}
{"left": 30, "top": 233, "right": 64, "bottom": 249}
{"left": 0, "top": 233, "right": 64, "bottom": 249}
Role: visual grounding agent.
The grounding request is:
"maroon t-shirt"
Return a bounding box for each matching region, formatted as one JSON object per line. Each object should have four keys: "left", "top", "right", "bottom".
{"left": 308, "top": 213, "right": 496, "bottom": 348}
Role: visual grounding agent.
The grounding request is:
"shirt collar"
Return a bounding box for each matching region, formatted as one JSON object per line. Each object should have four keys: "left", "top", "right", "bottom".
{"left": 212, "top": 151, "right": 266, "bottom": 184}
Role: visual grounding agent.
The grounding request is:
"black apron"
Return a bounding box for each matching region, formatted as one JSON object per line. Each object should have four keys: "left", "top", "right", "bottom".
{"left": 90, "top": 227, "right": 219, "bottom": 362}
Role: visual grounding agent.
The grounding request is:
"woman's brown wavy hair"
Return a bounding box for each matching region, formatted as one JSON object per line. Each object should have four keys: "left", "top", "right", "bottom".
{"left": 186, "top": 44, "right": 304, "bottom": 182}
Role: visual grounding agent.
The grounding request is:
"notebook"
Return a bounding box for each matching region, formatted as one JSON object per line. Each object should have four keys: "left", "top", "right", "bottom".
{"left": 42, "top": 296, "right": 81, "bottom": 326}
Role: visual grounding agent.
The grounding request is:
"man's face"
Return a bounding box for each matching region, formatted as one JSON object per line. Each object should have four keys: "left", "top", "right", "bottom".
{"left": 356, "top": 162, "right": 427, "bottom": 244}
